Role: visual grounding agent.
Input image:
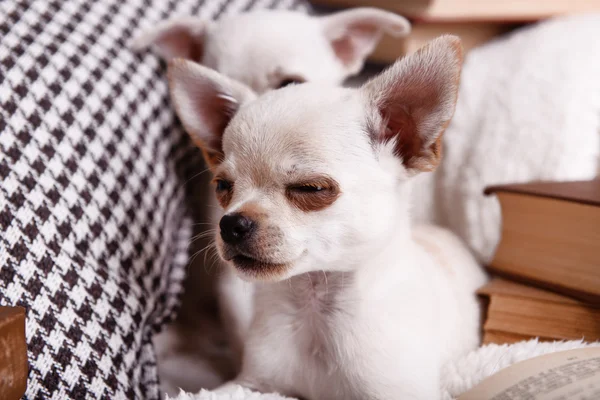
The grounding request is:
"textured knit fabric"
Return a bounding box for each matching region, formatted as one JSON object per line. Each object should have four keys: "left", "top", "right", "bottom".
{"left": 411, "top": 15, "right": 600, "bottom": 262}
{"left": 0, "top": 0, "right": 305, "bottom": 398}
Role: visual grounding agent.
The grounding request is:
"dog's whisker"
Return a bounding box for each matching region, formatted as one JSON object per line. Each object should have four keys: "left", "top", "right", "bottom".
{"left": 322, "top": 270, "right": 328, "bottom": 296}
{"left": 189, "top": 241, "right": 218, "bottom": 266}
{"left": 209, "top": 254, "right": 222, "bottom": 274}
{"left": 188, "top": 236, "right": 216, "bottom": 247}
{"left": 188, "top": 249, "right": 204, "bottom": 266}
{"left": 202, "top": 242, "right": 214, "bottom": 270}
{"left": 179, "top": 167, "right": 213, "bottom": 189}
{"left": 287, "top": 277, "right": 296, "bottom": 296}
{"left": 307, "top": 272, "right": 313, "bottom": 288}
{"left": 189, "top": 231, "right": 217, "bottom": 243}
{"left": 189, "top": 229, "right": 218, "bottom": 242}
{"left": 204, "top": 245, "right": 221, "bottom": 274}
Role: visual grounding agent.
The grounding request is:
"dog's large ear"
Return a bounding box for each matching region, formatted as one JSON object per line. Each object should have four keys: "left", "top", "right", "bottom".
{"left": 168, "top": 59, "right": 256, "bottom": 167}
{"left": 363, "top": 35, "right": 463, "bottom": 174}
{"left": 321, "top": 8, "right": 411, "bottom": 76}
{"left": 132, "top": 17, "right": 207, "bottom": 61}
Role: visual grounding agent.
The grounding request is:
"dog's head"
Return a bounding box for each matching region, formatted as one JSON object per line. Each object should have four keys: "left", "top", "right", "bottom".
{"left": 168, "top": 36, "right": 463, "bottom": 282}
{"left": 134, "top": 9, "right": 410, "bottom": 93}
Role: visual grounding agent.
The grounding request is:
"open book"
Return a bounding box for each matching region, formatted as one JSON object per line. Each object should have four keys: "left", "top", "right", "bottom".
{"left": 458, "top": 347, "right": 600, "bottom": 399}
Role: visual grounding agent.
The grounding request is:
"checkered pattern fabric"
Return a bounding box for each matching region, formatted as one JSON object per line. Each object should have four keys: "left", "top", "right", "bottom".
{"left": 0, "top": 0, "right": 306, "bottom": 399}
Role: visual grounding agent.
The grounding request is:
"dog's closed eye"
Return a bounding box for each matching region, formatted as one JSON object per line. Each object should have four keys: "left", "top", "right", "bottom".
{"left": 289, "top": 183, "right": 325, "bottom": 193}
{"left": 286, "top": 178, "right": 340, "bottom": 212}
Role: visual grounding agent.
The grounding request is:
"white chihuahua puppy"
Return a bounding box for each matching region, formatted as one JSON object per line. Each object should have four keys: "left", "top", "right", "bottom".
{"left": 167, "top": 36, "right": 487, "bottom": 399}
{"left": 134, "top": 9, "right": 411, "bottom": 93}
{"left": 135, "top": 8, "right": 411, "bottom": 377}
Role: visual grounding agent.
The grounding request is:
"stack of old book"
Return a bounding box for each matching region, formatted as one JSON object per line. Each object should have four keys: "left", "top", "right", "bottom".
{"left": 479, "top": 180, "right": 600, "bottom": 345}
{"left": 310, "top": 0, "right": 600, "bottom": 63}
{"left": 0, "top": 306, "right": 27, "bottom": 399}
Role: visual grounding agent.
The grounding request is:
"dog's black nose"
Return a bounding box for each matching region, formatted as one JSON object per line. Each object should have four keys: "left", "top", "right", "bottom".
{"left": 220, "top": 213, "right": 255, "bottom": 244}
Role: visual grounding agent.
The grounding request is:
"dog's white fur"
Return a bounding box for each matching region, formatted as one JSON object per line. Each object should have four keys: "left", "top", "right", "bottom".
{"left": 168, "top": 36, "right": 487, "bottom": 399}
{"left": 134, "top": 8, "right": 412, "bottom": 376}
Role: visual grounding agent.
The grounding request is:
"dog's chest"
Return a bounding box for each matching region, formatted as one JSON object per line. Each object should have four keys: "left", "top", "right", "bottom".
{"left": 253, "top": 272, "right": 361, "bottom": 398}
{"left": 287, "top": 273, "right": 345, "bottom": 357}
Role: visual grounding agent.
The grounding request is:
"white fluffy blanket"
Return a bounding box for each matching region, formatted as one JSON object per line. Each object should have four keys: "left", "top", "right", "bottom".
{"left": 168, "top": 339, "right": 599, "bottom": 400}
{"left": 411, "top": 14, "right": 600, "bottom": 262}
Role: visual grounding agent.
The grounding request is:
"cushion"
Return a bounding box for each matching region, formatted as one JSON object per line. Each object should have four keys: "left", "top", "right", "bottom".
{"left": 0, "top": 0, "right": 304, "bottom": 398}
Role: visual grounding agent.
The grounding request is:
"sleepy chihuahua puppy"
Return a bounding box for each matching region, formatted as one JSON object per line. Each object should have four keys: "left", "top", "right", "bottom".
{"left": 167, "top": 36, "right": 487, "bottom": 399}
{"left": 135, "top": 7, "right": 411, "bottom": 380}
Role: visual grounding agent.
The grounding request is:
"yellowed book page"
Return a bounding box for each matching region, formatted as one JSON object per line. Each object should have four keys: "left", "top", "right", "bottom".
{"left": 458, "top": 347, "right": 600, "bottom": 400}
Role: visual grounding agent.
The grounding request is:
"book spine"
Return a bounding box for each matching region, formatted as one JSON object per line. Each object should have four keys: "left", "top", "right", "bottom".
{"left": 0, "top": 307, "right": 28, "bottom": 400}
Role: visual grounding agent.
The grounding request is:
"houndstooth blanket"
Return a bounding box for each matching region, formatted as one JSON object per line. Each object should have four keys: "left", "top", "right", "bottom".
{"left": 0, "top": 0, "right": 305, "bottom": 398}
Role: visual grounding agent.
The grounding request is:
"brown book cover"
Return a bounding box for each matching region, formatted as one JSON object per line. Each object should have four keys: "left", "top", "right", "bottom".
{"left": 311, "top": 0, "right": 600, "bottom": 22}
{"left": 485, "top": 180, "right": 600, "bottom": 303}
{"left": 484, "top": 179, "right": 600, "bottom": 207}
{"left": 369, "top": 21, "right": 511, "bottom": 63}
{"left": 0, "top": 306, "right": 28, "bottom": 400}
{"left": 482, "top": 330, "right": 547, "bottom": 345}
{"left": 478, "top": 279, "right": 600, "bottom": 345}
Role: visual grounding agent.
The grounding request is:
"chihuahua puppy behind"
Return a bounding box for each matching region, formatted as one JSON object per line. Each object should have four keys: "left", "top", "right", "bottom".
{"left": 135, "top": 7, "right": 411, "bottom": 381}
{"left": 134, "top": 8, "right": 411, "bottom": 93}
{"left": 168, "top": 35, "right": 487, "bottom": 399}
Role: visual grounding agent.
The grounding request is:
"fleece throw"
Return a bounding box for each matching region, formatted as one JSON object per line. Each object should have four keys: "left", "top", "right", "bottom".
{"left": 168, "top": 339, "right": 600, "bottom": 400}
